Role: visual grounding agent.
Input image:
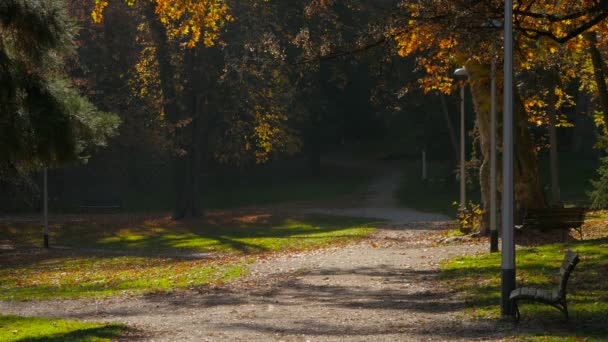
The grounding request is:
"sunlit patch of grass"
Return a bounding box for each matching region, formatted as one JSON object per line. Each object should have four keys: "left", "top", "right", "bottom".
{"left": 1, "top": 215, "right": 377, "bottom": 254}
{"left": 0, "top": 315, "right": 125, "bottom": 341}
{"left": 441, "top": 237, "right": 608, "bottom": 340}
{"left": 1, "top": 215, "right": 378, "bottom": 300}
{"left": 0, "top": 255, "right": 248, "bottom": 300}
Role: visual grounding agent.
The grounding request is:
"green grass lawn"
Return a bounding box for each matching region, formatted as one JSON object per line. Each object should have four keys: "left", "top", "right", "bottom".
{"left": 0, "top": 215, "right": 378, "bottom": 300}
{"left": 441, "top": 236, "right": 608, "bottom": 341}
{"left": 0, "top": 315, "right": 125, "bottom": 342}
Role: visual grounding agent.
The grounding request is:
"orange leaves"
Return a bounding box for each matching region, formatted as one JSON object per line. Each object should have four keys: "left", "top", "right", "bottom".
{"left": 154, "top": 0, "right": 233, "bottom": 48}
{"left": 395, "top": 23, "right": 459, "bottom": 94}
{"left": 515, "top": 0, "right": 599, "bottom": 43}
{"left": 524, "top": 88, "right": 574, "bottom": 128}
{"left": 395, "top": 25, "right": 436, "bottom": 58}
{"left": 92, "top": 0, "right": 233, "bottom": 48}
{"left": 438, "top": 37, "right": 457, "bottom": 50}
{"left": 91, "top": 0, "right": 108, "bottom": 23}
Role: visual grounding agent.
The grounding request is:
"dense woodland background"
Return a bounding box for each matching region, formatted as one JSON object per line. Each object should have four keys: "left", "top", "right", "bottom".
{"left": 1, "top": 0, "right": 606, "bottom": 224}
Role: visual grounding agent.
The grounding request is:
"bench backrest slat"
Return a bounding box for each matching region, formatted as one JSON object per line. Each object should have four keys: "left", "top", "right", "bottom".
{"left": 558, "top": 250, "right": 580, "bottom": 299}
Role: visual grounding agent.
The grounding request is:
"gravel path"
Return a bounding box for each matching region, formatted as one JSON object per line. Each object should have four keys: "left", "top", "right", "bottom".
{"left": 1, "top": 227, "right": 509, "bottom": 341}
{"left": 1, "top": 163, "right": 512, "bottom": 341}
{"left": 305, "top": 163, "right": 449, "bottom": 224}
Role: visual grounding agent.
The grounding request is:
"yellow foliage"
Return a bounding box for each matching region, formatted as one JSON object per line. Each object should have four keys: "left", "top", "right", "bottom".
{"left": 91, "top": 0, "right": 108, "bottom": 23}
{"left": 92, "top": 0, "right": 233, "bottom": 48}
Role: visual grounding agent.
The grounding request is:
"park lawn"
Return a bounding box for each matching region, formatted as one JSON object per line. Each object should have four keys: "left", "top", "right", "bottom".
{"left": 0, "top": 315, "right": 126, "bottom": 342}
{"left": 0, "top": 215, "right": 378, "bottom": 300}
{"left": 441, "top": 236, "right": 608, "bottom": 341}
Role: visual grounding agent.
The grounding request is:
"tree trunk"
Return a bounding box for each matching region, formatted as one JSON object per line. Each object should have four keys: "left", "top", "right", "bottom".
{"left": 174, "top": 48, "right": 205, "bottom": 219}
{"left": 146, "top": 4, "right": 202, "bottom": 219}
{"left": 546, "top": 71, "right": 561, "bottom": 206}
{"left": 465, "top": 61, "right": 546, "bottom": 233}
{"left": 306, "top": 126, "right": 321, "bottom": 177}
{"left": 585, "top": 31, "right": 608, "bottom": 131}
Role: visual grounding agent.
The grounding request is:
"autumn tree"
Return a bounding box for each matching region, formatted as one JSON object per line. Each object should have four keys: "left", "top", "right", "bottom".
{"left": 293, "top": 0, "right": 608, "bottom": 231}
{"left": 93, "top": 0, "right": 300, "bottom": 218}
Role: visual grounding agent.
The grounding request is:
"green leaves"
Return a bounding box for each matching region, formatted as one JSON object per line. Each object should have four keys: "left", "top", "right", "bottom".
{"left": 0, "top": 0, "right": 119, "bottom": 177}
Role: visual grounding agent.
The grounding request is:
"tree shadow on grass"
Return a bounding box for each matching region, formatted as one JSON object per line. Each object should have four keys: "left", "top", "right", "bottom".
{"left": 0, "top": 214, "right": 378, "bottom": 259}
{"left": 0, "top": 214, "right": 382, "bottom": 301}
{"left": 12, "top": 324, "right": 134, "bottom": 342}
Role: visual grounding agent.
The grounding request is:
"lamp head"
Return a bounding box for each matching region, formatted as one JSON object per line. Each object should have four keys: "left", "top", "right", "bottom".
{"left": 453, "top": 67, "right": 468, "bottom": 80}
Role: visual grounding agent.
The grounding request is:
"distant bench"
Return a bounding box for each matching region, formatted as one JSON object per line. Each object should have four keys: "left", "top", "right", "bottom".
{"left": 517, "top": 207, "right": 585, "bottom": 239}
{"left": 79, "top": 199, "right": 122, "bottom": 212}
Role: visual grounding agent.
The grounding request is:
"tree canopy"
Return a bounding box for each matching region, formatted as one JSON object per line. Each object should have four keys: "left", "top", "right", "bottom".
{"left": 0, "top": 0, "right": 119, "bottom": 178}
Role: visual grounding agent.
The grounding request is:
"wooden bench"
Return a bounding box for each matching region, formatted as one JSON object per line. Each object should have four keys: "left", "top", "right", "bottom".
{"left": 79, "top": 199, "right": 122, "bottom": 212}
{"left": 518, "top": 207, "right": 585, "bottom": 239}
{"left": 509, "top": 250, "right": 580, "bottom": 321}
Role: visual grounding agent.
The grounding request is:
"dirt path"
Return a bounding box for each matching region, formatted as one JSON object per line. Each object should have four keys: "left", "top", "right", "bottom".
{"left": 1, "top": 163, "right": 514, "bottom": 341}
{"left": 1, "top": 226, "right": 513, "bottom": 341}
{"left": 305, "top": 162, "right": 449, "bottom": 224}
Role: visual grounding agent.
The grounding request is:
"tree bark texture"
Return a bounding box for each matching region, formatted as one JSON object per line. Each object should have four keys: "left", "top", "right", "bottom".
{"left": 465, "top": 61, "right": 546, "bottom": 233}
{"left": 146, "top": 4, "right": 203, "bottom": 219}
{"left": 585, "top": 31, "right": 608, "bottom": 131}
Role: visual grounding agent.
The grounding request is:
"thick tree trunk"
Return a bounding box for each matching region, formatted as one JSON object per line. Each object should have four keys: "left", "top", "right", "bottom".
{"left": 146, "top": 4, "right": 202, "bottom": 219}
{"left": 174, "top": 48, "right": 205, "bottom": 219}
{"left": 465, "top": 61, "right": 546, "bottom": 233}
{"left": 585, "top": 31, "right": 608, "bottom": 130}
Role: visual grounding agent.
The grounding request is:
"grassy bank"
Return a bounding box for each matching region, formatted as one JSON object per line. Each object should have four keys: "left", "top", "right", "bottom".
{"left": 0, "top": 215, "right": 378, "bottom": 300}
{"left": 441, "top": 234, "right": 608, "bottom": 340}
{"left": 0, "top": 315, "right": 125, "bottom": 342}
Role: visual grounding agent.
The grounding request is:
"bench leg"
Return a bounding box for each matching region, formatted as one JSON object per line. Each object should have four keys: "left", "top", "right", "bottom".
{"left": 512, "top": 301, "right": 520, "bottom": 323}
{"left": 550, "top": 301, "right": 569, "bottom": 321}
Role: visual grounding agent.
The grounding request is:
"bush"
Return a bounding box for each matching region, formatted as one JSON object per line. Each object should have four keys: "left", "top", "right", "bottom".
{"left": 589, "top": 155, "right": 608, "bottom": 209}
{"left": 454, "top": 201, "right": 484, "bottom": 233}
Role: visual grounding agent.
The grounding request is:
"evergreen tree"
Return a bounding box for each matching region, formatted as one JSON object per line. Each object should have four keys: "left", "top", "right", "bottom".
{"left": 0, "top": 0, "right": 119, "bottom": 179}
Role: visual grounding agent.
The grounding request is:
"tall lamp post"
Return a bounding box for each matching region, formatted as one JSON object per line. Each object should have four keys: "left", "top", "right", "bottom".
{"left": 454, "top": 68, "right": 468, "bottom": 212}
{"left": 43, "top": 168, "right": 49, "bottom": 248}
{"left": 501, "top": 0, "right": 516, "bottom": 316}
{"left": 484, "top": 19, "right": 503, "bottom": 253}
{"left": 490, "top": 44, "right": 499, "bottom": 253}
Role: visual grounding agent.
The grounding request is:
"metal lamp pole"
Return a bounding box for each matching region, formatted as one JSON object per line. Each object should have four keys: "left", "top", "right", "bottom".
{"left": 460, "top": 83, "right": 466, "bottom": 210}
{"left": 43, "top": 168, "right": 49, "bottom": 248}
{"left": 454, "top": 68, "right": 468, "bottom": 212}
{"left": 501, "top": 0, "right": 516, "bottom": 316}
{"left": 490, "top": 41, "right": 498, "bottom": 253}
